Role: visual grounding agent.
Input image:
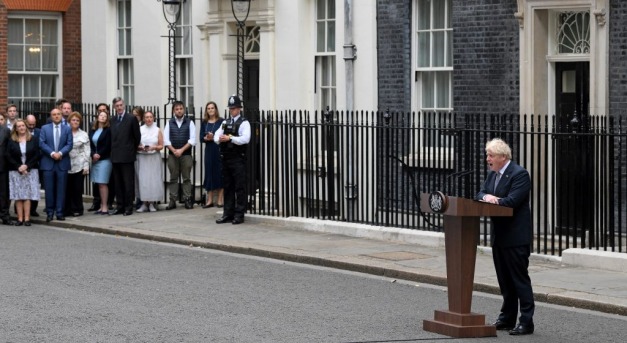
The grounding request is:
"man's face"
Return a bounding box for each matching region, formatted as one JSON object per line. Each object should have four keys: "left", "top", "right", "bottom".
{"left": 97, "top": 105, "right": 108, "bottom": 115}
{"left": 229, "top": 107, "right": 241, "bottom": 117}
{"left": 61, "top": 102, "right": 72, "bottom": 118}
{"left": 50, "top": 109, "right": 62, "bottom": 124}
{"left": 486, "top": 150, "right": 507, "bottom": 172}
{"left": 7, "top": 106, "right": 17, "bottom": 120}
{"left": 173, "top": 104, "right": 185, "bottom": 118}
{"left": 114, "top": 100, "right": 125, "bottom": 115}
{"left": 26, "top": 118, "right": 36, "bottom": 130}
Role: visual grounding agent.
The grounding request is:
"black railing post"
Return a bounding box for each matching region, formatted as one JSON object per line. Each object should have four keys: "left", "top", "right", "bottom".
{"left": 324, "top": 106, "right": 335, "bottom": 219}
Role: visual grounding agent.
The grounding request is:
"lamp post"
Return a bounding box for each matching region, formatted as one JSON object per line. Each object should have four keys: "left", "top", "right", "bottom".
{"left": 231, "top": 0, "right": 251, "bottom": 101}
{"left": 158, "top": 0, "right": 184, "bottom": 105}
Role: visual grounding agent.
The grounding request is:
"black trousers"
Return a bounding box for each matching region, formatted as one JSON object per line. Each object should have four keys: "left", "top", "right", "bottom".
{"left": 492, "top": 245, "right": 535, "bottom": 325}
{"left": 0, "top": 170, "right": 10, "bottom": 220}
{"left": 112, "top": 162, "right": 135, "bottom": 212}
{"left": 222, "top": 155, "right": 247, "bottom": 219}
{"left": 65, "top": 172, "right": 85, "bottom": 215}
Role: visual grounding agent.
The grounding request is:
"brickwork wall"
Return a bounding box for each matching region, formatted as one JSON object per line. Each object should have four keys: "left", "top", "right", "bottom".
{"left": 0, "top": 0, "right": 81, "bottom": 110}
{"left": 609, "top": 0, "right": 627, "bottom": 115}
{"left": 452, "top": 0, "right": 519, "bottom": 114}
{"left": 376, "top": 0, "right": 412, "bottom": 113}
{"left": 62, "top": 0, "right": 81, "bottom": 103}
{"left": 0, "top": 2, "right": 8, "bottom": 110}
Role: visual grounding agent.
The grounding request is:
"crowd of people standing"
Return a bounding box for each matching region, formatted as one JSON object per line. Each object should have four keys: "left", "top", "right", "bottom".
{"left": 0, "top": 94, "right": 251, "bottom": 226}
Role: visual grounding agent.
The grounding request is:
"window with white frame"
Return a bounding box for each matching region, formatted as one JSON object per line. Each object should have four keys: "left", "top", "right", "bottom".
{"left": 176, "top": 0, "right": 193, "bottom": 107}
{"left": 7, "top": 16, "right": 60, "bottom": 103}
{"left": 315, "top": 0, "right": 336, "bottom": 111}
{"left": 415, "top": 0, "right": 453, "bottom": 112}
{"left": 117, "top": 0, "right": 134, "bottom": 104}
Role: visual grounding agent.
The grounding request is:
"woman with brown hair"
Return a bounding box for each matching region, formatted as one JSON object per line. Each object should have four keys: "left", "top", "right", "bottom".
{"left": 89, "top": 111, "right": 113, "bottom": 215}
{"left": 7, "top": 119, "right": 40, "bottom": 226}
{"left": 65, "top": 111, "right": 91, "bottom": 216}
{"left": 199, "top": 101, "right": 224, "bottom": 208}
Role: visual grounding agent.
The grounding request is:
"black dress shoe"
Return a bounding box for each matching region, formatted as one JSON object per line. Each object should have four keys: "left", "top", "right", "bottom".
{"left": 202, "top": 203, "right": 214, "bottom": 209}
{"left": 87, "top": 203, "right": 99, "bottom": 212}
{"left": 492, "top": 320, "right": 515, "bottom": 331}
{"left": 2, "top": 218, "right": 15, "bottom": 225}
{"left": 46, "top": 215, "right": 53, "bottom": 222}
{"left": 509, "top": 323, "right": 534, "bottom": 335}
{"left": 30, "top": 211, "right": 40, "bottom": 217}
{"left": 216, "top": 216, "right": 234, "bottom": 224}
{"left": 24, "top": 221, "right": 31, "bottom": 226}
{"left": 56, "top": 215, "right": 65, "bottom": 221}
{"left": 111, "top": 209, "right": 123, "bottom": 215}
{"left": 232, "top": 217, "right": 244, "bottom": 225}
{"left": 123, "top": 210, "right": 133, "bottom": 216}
{"left": 184, "top": 198, "right": 193, "bottom": 209}
{"left": 14, "top": 221, "right": 23, "bottom": 226}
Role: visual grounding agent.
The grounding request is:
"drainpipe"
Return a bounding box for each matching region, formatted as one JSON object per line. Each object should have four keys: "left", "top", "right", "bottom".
{"left": 344, "top": 0, "right": 357, "bottom": 221}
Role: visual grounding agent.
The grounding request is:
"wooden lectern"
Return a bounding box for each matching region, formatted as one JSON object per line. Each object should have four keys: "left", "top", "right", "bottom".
{"left": 421, "top": 192, "right": 512, "bottom": 338}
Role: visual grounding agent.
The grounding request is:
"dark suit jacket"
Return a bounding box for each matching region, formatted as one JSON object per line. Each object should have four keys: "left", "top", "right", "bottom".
{"left": 89, "top": 127, "right": 112, "bottom": 160}
{"left": 110, "top": 112, "right": 141, "bottom": 163}
{"left": 29, "top": 128, "right": 41, "bottom": 140}
{"left": 0, "top": 126, "right": 10, "bottom": 173}
{"left": 7, "top": 138, "right": 40, "bottom": 171}
{"left": 39, "top": 122, "right": 73, "bottom": 171}
{"left": 475, "top": 161, "right": 532, "bottom": 248}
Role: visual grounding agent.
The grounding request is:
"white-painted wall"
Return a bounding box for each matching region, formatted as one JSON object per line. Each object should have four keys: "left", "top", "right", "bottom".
{"left": 81, "top": 0, "right": 378, "bottom": 111}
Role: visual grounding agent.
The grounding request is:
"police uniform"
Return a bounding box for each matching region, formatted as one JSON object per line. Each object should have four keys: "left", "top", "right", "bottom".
{"left": 214, "top": 95, "right": 251, "bottom": 224}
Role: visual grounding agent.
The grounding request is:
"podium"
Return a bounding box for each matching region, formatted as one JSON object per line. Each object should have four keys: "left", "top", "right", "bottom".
{"left": 420, "top": 192, "right": 512, "bottom": 338}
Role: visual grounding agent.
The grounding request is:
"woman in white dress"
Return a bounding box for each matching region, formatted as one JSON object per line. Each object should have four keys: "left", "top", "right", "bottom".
{"left": 136, "top": 111, "right": 164, "bottom": 212}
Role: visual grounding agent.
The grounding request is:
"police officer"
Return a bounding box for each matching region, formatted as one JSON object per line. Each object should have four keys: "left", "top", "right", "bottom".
{"left": 214, "top": 95, "right": 251, "bottom": 224}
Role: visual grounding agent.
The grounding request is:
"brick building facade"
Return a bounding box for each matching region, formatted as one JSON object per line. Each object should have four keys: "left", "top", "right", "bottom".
{"left": 0, "top": 0, "right": 81, "bottom": 112}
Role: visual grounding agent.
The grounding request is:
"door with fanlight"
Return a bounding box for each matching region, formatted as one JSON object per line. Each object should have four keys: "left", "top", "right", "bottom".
{"left": 555, "top": 61, "right": 592, "bottom": 238}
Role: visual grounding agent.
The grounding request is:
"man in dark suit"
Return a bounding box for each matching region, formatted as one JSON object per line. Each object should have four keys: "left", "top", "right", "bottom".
{"left": 39, "top": 108, "right": 73, "bottom": 222}
{"left": 25, "top": 114, "right": 41, "bottom": 217}
{"left": 0, "top": 117, "right": 14, "bottom": 225}
{"left": 475, "top": 138, "right": 535, "bottom": 336}
{"left": 110, "top": 97, "right": 141, "bottom": 216}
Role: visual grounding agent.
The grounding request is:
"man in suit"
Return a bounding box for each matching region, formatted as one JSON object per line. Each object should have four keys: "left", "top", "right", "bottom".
{"left": 475, "top": 138, "right": 535, "bottom": 336}
{"left": 25, "top": 114, "right": 41, "bottom": 217}
{"left": 0, "top": 116, "right": 14, "bottom": 225}
{"left": 39, "top": 108, "right": 73, "bottom": 222}
{"left": 110, "top": 97, "right": 141, "bottom": 216}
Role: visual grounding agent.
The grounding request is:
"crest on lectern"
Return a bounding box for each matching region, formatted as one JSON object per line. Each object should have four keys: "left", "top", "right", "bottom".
{"left": 428, "top": 191, "right": 449, "bottom": 213}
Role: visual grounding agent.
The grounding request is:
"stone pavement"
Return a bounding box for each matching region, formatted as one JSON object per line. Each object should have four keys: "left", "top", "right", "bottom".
{"left": 31, "top": 203, "right": 627, "bottom": 317}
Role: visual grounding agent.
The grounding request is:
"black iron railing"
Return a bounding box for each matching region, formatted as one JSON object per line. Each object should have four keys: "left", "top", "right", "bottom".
{"left": 13, "top": 101, "right": 627, "bottom": 255}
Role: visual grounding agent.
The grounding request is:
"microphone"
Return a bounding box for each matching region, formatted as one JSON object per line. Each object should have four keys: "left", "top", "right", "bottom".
{"left": 447, "top": 169, "right": 473, "bottom": 179}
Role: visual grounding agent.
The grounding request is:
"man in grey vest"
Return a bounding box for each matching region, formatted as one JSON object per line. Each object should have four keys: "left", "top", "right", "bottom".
{"left": 164, "top": 101, "right": 196, "bottom": 210}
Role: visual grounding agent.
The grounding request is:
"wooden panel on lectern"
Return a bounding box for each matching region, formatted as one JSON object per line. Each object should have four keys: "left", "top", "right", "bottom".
{"left": 420, "top": 193, "right": 512, "bottom": 217}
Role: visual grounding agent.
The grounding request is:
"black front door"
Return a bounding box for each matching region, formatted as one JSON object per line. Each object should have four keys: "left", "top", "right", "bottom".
{"left": 555, "top": 62, "right": 592, "bottom": 238}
